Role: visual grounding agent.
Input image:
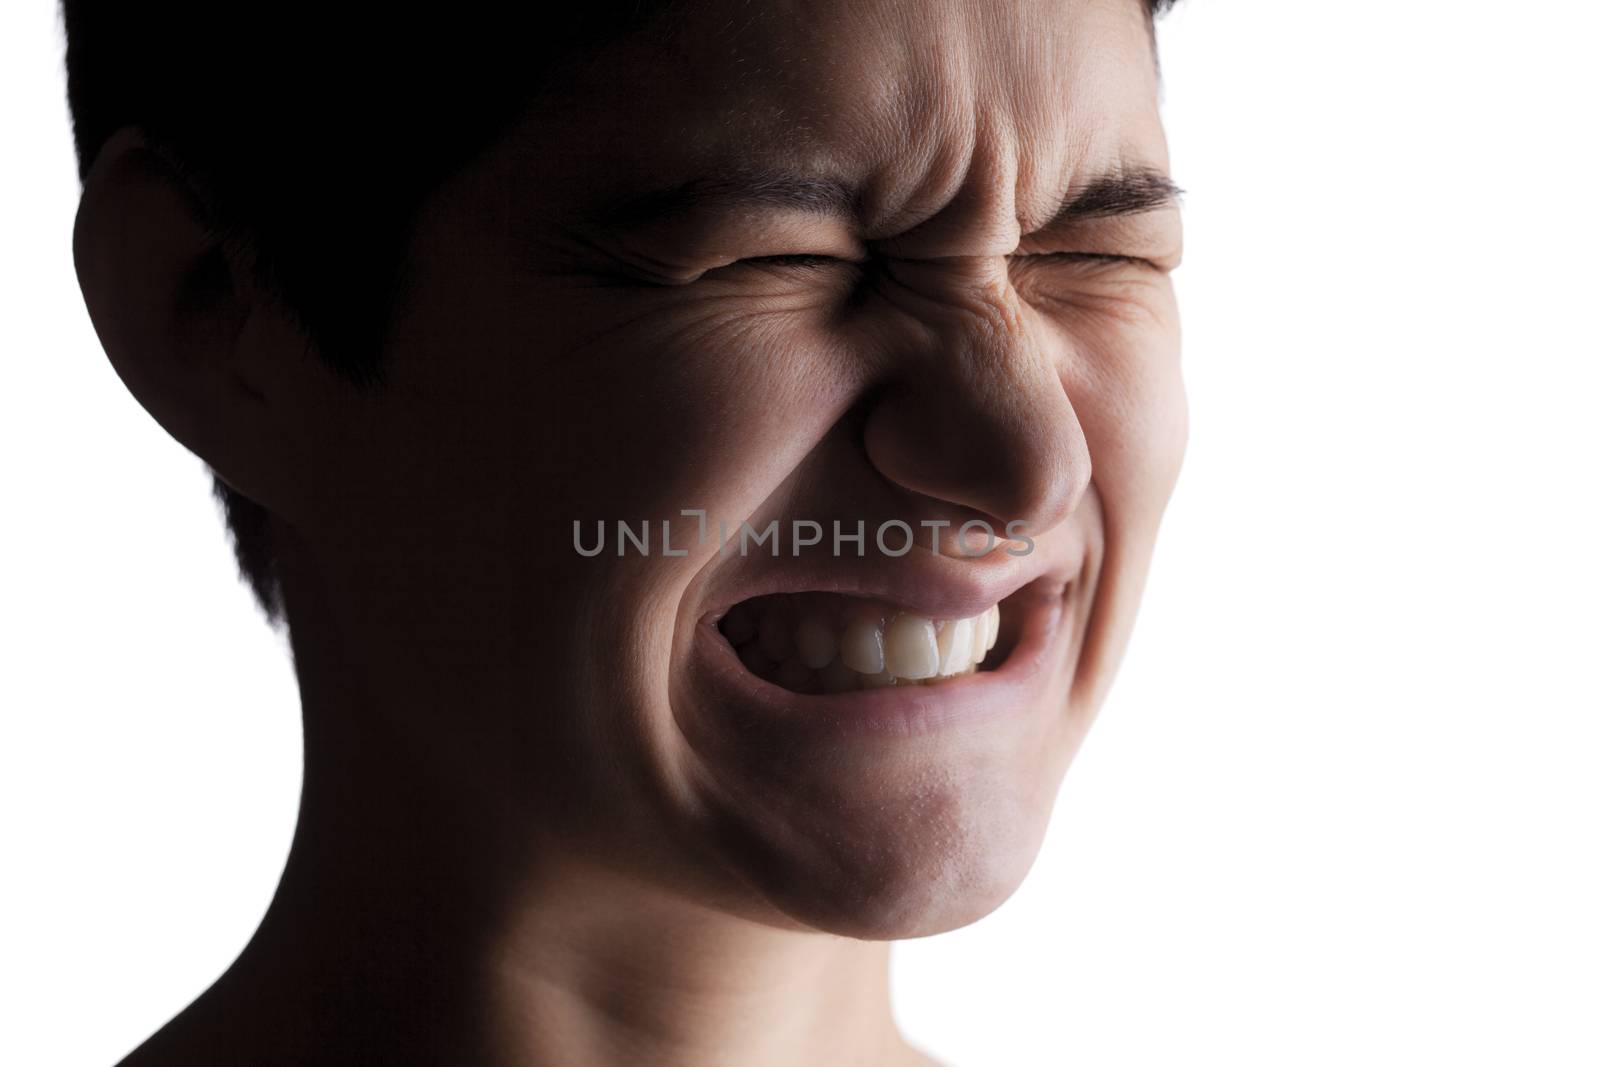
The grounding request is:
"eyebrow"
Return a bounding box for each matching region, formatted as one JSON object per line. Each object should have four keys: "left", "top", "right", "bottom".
{"left": 1045, "top": 167, "right": 1184, "bottom": 226}
{"left": 590, "top": 163, "right": 1180, "bottom": 232}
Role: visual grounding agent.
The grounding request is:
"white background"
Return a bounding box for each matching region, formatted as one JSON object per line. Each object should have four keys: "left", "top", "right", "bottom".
{"left": 4, "top": 3, "right": 1598, "bottom": 1064}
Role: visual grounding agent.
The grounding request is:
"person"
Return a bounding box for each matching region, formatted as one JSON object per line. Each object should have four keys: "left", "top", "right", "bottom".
{"left": 65, "top": 0, "right": 1185, "bottom": 1062}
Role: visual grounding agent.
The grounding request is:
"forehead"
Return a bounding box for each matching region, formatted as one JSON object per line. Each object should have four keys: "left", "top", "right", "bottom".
{"left": 500, "top": 0, "right": 1165, "bottom": 240}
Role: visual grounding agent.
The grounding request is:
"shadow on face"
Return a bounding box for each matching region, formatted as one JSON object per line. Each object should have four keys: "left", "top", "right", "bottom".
{"left": 161, "top": 0, "right": 1187, "bottom": 939}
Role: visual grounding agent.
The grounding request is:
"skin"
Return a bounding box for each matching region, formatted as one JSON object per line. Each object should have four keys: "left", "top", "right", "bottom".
{"left": 72, "top": 0, "right": 1185, "bottom": 1063}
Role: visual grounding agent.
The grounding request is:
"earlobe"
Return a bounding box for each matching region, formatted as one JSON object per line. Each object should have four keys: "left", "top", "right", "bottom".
{"left": 72, "top": 126, "right": 285, "bottom": 510}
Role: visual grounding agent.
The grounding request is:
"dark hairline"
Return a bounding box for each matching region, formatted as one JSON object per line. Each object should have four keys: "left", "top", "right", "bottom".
{"left": 62, "top": 0, "right": 1182, "bottom": 630}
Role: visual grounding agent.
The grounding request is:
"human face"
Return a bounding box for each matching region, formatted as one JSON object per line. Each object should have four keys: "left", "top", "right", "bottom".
{"left": 289, "top": 0, "right": 1185, "bottom": 938}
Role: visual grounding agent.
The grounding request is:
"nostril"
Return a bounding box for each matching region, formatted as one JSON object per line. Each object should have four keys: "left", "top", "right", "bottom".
{"left": 862, "top": 398, "right": 1089, "bottom": 538}
{"left": 856, "top": 317, "right": 1091, "bottom": 540}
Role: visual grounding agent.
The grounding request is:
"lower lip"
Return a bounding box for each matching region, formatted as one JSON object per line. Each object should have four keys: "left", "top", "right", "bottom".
{"left": 684, "top": 581, "right": 1074, "bottom": 738}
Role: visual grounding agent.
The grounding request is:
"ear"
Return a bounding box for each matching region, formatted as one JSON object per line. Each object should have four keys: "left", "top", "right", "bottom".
{"left": 72, "top": 125, "right": 309, "bottom": 517}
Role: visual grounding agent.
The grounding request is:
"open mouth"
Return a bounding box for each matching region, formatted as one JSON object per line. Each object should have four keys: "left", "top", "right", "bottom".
{"left": 717, "top": 592, "right": 1021, "bottom": 694}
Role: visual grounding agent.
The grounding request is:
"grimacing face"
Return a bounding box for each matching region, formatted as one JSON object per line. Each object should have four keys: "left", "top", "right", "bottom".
{"left": 215, "top": 0, "right": 1184, "bottom": 940}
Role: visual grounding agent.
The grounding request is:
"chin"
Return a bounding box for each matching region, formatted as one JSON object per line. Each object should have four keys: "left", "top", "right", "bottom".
{"left": 739, "top": 766, "right": 1064, "bottom": 941}
{"left": 671, "top": 566, "right": 1093, "bottom": 939}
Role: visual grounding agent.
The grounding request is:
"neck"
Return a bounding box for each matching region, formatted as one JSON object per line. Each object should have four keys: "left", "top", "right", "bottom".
{"left": 224, "top": 753, "right": 914, "bottom": 1067}
{"left": 134, "top": 535, "right": 928, "bottom": 1067}
{"left": 481, "top": 865, "right": 906, "bottom": 1066}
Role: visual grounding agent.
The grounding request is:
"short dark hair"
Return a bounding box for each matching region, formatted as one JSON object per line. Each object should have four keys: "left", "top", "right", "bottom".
{"left": 60, "top": 0, "right": 1177, "bottom": 629}
{"left": 61, "top": 2, "right": 683, "bottom": 623}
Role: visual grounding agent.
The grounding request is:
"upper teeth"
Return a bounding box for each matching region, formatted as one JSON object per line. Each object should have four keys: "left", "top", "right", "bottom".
{"left": 722, "top": 597, "right": 1002, "bottom": 693}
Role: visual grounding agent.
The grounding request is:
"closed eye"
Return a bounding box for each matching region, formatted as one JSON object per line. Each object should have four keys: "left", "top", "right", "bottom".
{"left": 1022, "top": 251, "right": 1159, "bottom": 269}
{"left": 695, "top": 252, "right": 863, "bottom": 284}
{"left": 734, "top": 253, "right": 850, "bottom": 269}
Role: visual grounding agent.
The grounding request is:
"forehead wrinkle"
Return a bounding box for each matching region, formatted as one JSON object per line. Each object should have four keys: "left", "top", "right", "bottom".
{"left": 850, "top": 0, "right": 1162, "bottom": 253}
{"left": 1004, "top": 16, "right": 1083, "bottom": 227}
{"left": 845, "top": 4, "right": 992, "bottom": 242}
{"left": 757, "top": 0, "right": 978, "bottom": 241}
{"left": 976, "top": 2, "right": 1109, "bottom": 232}
{"left": 1016, "top": 0, "right": 1167, "bottom": 232}
{"left": 536, "top": 0, "right": 1167, "bottom": 255}
{"left": 857, "top": 1, "right": 1088, "bottom": 253}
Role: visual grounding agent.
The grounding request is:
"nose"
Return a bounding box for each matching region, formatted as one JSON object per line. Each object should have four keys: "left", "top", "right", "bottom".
{"left": 860, "top": 255, "right": 1090, "bottom": 538}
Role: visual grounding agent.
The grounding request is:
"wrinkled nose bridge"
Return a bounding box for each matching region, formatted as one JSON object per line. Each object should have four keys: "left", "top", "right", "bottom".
{"left": 875, "top": 253, "right": 1028, "bottom": 354}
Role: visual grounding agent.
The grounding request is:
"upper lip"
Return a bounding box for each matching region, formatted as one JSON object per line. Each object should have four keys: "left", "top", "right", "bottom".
{"left": 699, "top": 540, "right": 1081, "bottom": 623}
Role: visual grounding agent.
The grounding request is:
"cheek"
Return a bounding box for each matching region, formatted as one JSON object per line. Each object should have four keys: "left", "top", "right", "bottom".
{"left": 1053, "top": 290, "right": 1186, "bottom": 534}
{"left": 1052, "top": 303, "right": 1182, "bottom": 715}
{"left": 528, "top": 299, "right": 860, "bottom": 517}
{"left": 393, "top": 277, "right": 868, "bottom": 573}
